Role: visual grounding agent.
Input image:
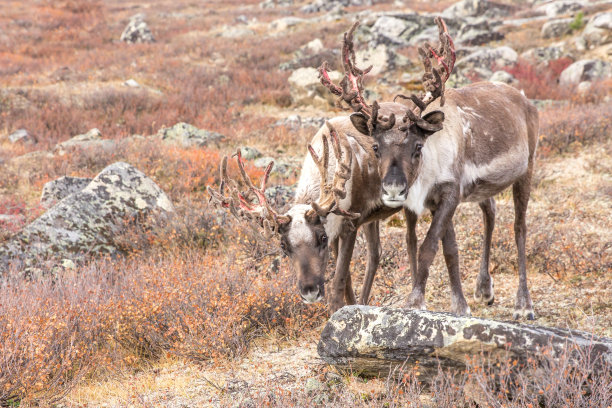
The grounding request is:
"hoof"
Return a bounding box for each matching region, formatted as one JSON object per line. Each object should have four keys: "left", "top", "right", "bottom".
{"left": 513, "top": 309, "right": 536, "bottom": 320}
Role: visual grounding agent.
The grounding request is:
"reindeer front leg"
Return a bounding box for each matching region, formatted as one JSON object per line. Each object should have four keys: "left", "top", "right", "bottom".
{"left": 405, "top": 183, "right": 459, "bottom": 311}
{"left": 329, "top": 229, "right": 357, "bottom": 313}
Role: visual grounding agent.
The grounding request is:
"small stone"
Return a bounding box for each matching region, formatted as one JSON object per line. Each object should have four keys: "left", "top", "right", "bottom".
{"left": 8, "top": 129, "right": 35, "bottom": 144}
{"left": 489, "top": 70, "right": 517, "bottom": 85}
{"left": 305, "top": 377, "right": 324, "bottom": 395}
{"left": 240, "top": 146, "right": 262, "bottom": 160}
{"left": 124, "top": 79, "right": 140, "bottom": 88}
{"left": 288, "top": 67, "right": 342, "bottom": 108}
{"left": 576, "top": 81, "right": 592, "bottom": 93}
{"left": 120, "top": 14, "right": 154, "bottom": 44}
{"left": 157, "top": 122, "right": 225, "bottom": 148}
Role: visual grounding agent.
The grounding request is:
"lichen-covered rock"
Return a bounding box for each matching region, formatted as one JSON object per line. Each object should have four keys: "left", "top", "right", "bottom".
{"left": 265, "top": 185, "right": 296, "bottom": 208}
{"left": 559, "top": 59, "right": 612, "bottom": 86}
{"left": 370, "top": 16, "right": 420, "bottom": 46}
{"left": 54, "top": 128, "right": 114, "bottom": 155}
{"left": 40, "top": 176, "right": 93, "bottom": 207}
{"left": 0, "top": 162, "right": 174, "bottom": 274}
{"left": 301, "top": 0, "right": 372, "bottom": 13}
{"left": 120, "top": 13, "right": 155, "bottom": 44}
{"left": 442, "top": 0, "right": 512, "bottom": 19}
{"left": 7, "top": 129, "right": 35, "bottom": 144}
{"left": 156, "top": 122, "right": 225, "bottom": 148}
{"left": 489, "top": 70, "right": 516, "bottom": 84}
{"left": 451, "top": 46, "right": 517, "bottom": 86}
{"left": 318, "top": 306, "right": 612, "bottom": 379}
{"left": 536, "top": 0, "right": 583, "bottom": 17}
{"left": 288, "top": 67, "right": 342, "bottom": 108}
{"left": 456, "top": 19, "right": 504, "bottom": 46}
{"left": 541, "top": 18, "right": 573, "bottom": 38}
{"left": 583, "top": 12, "right": 612, "bottom": 47}
{"left": 520, "top": 46, "right": 564, "bottom": 64}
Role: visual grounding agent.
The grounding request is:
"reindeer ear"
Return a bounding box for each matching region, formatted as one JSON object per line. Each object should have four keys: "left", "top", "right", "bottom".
{"left": 350, "top": 113, "right": 370, "bottom": 136}
{"left": 417, "top": 110, "right": 445, "bottom": 134}
{"left": 305, "top": 209, "right": 321, "bottom": 225}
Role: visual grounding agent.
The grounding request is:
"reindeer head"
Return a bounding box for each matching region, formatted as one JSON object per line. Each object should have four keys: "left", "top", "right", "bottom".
{"left": 207, "top": 124, "right": 358, "bottom": 304}
{"left": 327, "top": 18, "right": 455, "bottom": 207}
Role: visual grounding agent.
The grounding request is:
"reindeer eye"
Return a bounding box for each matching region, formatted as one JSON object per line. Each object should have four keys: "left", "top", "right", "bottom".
{"left": 372, "top": 144, "right": 378, "bottom": 153}
{"left": 415, "top": 144, "right": 423, "bottom": 152}
{"left": 320, "top": 234, "right": 328, "bottom": 245}
{"left": 280, "top": 241, "right": 289, "bottom": 255}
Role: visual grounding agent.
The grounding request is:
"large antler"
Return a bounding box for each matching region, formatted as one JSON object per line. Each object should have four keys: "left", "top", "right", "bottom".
{"left": 319, "top": 22, "right": 395, "bottom": 135}
{"left": 396, "top": 17, "right": 456, "bottom": 129}
{"left": 207, "top": 150, "right": 291, "bottom": 237}
{"left": 307, "top": 122, "right": 360, "bottom": 219}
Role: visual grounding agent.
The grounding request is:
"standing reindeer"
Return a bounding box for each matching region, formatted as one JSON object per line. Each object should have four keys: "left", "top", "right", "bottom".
{"left": 330, "top": 18, "right": 539, "bottom": 319}
{"left": 208, "top": 27, "right": 403, "bottom": 312}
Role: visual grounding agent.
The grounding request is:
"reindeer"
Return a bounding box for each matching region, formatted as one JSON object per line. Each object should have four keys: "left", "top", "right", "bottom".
{"left": 332, "top": 17, "right": 539, "bottom": 319}
{"left": 208, "top": 26, "right": 403, "bottom": 312}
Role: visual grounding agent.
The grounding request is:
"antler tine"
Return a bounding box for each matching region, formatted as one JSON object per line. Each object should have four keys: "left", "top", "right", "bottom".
{"left": 208, "top": 150, "right": 290, "bottom": 235}
{"left": 318, "top": 21, "right": 373, "bottom": 117}
{"left": 309, "top": 122, "right": 359, "bottom": 219}
{"left": 396, "top": 17, "right": 456, "bottom": 124}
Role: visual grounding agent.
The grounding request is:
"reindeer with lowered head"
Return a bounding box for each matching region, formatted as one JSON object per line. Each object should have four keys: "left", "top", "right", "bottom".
{"left": 208, "top": 26, "right": 403, "bottom": 312}
{"left": 334, "top": 17, "right": 539, "bottom": 319}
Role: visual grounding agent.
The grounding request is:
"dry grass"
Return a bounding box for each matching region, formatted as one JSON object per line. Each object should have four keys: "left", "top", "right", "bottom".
{"left": 0, "top": 0, "right": 611, "bottom": 406}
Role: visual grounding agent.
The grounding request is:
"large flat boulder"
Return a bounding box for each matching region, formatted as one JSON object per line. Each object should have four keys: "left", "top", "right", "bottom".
{"left": 0, "top": 162, "right": 174, "bottom": 275}
{"left": 318, "top": 306, "right": 612, "bottom": 380}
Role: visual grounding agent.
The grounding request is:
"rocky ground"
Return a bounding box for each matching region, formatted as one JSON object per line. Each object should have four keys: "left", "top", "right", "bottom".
{"left": 0, "top": 0, "right": 611, "bottom": 406}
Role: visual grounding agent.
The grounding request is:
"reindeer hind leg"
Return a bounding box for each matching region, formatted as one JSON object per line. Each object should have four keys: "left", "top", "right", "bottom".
{"left": 475, "top": 197, "right": 496, "bottom": 305}
{"left": 512, "top": 174, "right": 535, "bottom": 320}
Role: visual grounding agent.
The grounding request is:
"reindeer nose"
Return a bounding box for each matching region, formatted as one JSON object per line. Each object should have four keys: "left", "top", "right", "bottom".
{"left": 300, "top": 285, "right": 322, "bottom": 304}
{"left": 382, "top": 183, "right": 407, "bottom": 199}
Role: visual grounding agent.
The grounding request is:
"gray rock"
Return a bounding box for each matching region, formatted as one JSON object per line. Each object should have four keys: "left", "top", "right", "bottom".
{"left": 54, "top": 128, "right": 114, "bottom": 155}
{"left": 452, "top": 46, "right": 518, "bottom": 84}
{"left": 520, "top": 46, "right": 564, "bottom": 64}
{"left": 456, "top": 21, "right": 504, "bottom": 46}
{"left": 40, "top": 176, "right": 92, "bottom": 207}
{"left": 318, "top": 306, "right": 612, "bottom": 380}
{"left": 157, "top": 122, "right": 225, "bottom": 148}
{"left": 265, "top": 185, "right": 296, "bottom": 208}
{"left": 541, "top": 18, "right": 574, "bottom": 38}
{"left": 583, "top": 12, "right": 612, "bottom": 46}
{"left": 442, "top": 0, "right": 512, "bottom": 19}
{"left": 370, "top": 16, "right": 420, "bottom": 46}
{"left": 536, "top": 0, "right": 583, "bottom": 17}
{"left": 259, "top": 0, "right": 293, "bottom": 8}
{"left": 120, "top": 13, "right": 154, "bottom": 44}
{"left": 301, "top": 0, "right": 372, "bottom": 13}
{"left": 288, "top": 67, "right": 342, "bottom": 108}
{"left": 559, "top": 59, "right": 612, "bottom": 86}
{"left": 489, "top": 70, "right": 517, "bottom": 84}
{"left": 220, "top": 26, "right": 255, "bottom": 39}
{"left": 240, "top": 146, "right": 262, "bottom": 160}
{"left": 254, "top": 157, "right": 297, "bottom": 177}
{"left": 273, "top": 115, "right": 327, "bottom": 129}
{"left": 456, "top": 46, "right": 518, "bottom": 71}
{"left": 269, "top": 17, "right": 306, "bottom": 31}
{"left": 8, "top": 129, "right": 35, "bottom": 144}
{"left": 0, "top": 162, "right": 174, "bottom": 274}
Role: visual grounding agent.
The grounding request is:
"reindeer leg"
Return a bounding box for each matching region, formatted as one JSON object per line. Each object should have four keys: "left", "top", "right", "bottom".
{"left": 404, "top": 209, "right": 418, "bottom": 288}
{"left": 345, "top": 272, "right": 357, "bottom": 305}
{"left": 442, "top": 219, "right": 470, "bottom": 316}
{"left": 475, "top": 198, "right": 495, "bottom": 305}
{"left": 359, "top": 221, "right": 380, "bottom": 305}
{"left": 512, "top": 174, "right": 535, "bottom": 320}
{"left": 406, "top": 183, "right": 459, "bottom": 310}
{"left": 330, "top": 230, "right": 358, "bottom": 313}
